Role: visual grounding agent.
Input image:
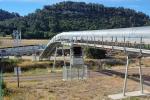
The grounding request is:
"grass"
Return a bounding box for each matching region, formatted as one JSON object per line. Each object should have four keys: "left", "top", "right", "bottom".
{"left": 4, "top": 73, "right": 150, "bottom": 100}
{"left": 0, "top": 35, "right": 12, "bottom": 39}
{"left": 4, "top": 67, "right": 63, "bottom": 77}
{"left": 4, "top": 68, "right": 48, "bottom": 77}
{"left": 142, "top": 58, "right": 150, "bottom": 67}
{"left": 0, "top": 38, "right": 49, "bottom": 48}
{"left": 0, "top": 40, "right": 150, "bottom": 99}
{"left": 2, "top": 57, "right": 150, "bottom": 100}
{"left": 1, "top": 58, "right": 66, "bottom": 77}
{"left": 18, "top": 60, "right": 52, "bottom": 68}
{"left": 4, "top": 80, "right": 39, "bottom": 100}
{"left": 123, "top": 97, "right": 140, "bottom": 100}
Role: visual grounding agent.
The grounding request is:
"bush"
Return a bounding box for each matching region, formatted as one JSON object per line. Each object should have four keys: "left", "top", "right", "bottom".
{"left": 0, "top": 58, "right": 70, "bottom": 73}
{"left": 0, "top": 78, "right": 10, "bottom": 96}
{"left": 104, "top": 59, "right": 126, "bottom": 66}
{"left": 85, "top": 60, "right": 96, "bottom": 70}
{"left": 84, "top": 47, "right": 106, "bottom": 59}
{"left": 0, "top": 59, "right": 18, "bottom": 72}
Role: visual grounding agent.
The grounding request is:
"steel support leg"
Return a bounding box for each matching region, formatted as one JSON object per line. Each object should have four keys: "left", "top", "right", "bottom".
{"left": 70, "top": 48, "right": 72, "bottom": 80}
{"left": 86, "top": 36, "right": 88, "bottom": 48}
{"left": 52, "top": 47, "right": 57, "bottom": 72}
{"left": 94, "top": 36, "right": 96, "bottom": 48}
{"left": 123, "top": 55, "right": 129, "bottom": 96}
{"left": 139, "top": 37, "right": 144, "bottom": 94}
{"left": 62, "top": 46, "right": 66, "bottom": 67}
{"left": 102, "top": 36, "right": 104, "bottom": 48}
{"left": 139, "top": 57, "right": 144, "bottom": 94}
{"left": 70, "top": 65, "right": 72, "bottom": 80}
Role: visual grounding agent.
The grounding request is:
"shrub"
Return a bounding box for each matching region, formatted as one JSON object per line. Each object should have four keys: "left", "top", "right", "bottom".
{"left": 84, "top": 47, "right": 106, "bottom": 59}
{"left": 0, "top": 78, "right": 10, "bottom": 96}
{"left": 0, "top": 59, "right": 18, "bottom": 72}
{"left": 104, "top": 59, "right": 125, "bottom": 66}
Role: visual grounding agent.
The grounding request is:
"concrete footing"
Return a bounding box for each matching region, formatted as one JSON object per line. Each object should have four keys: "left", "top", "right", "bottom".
{"left": 108, "top": 90, "right": 150, "bottom": 100}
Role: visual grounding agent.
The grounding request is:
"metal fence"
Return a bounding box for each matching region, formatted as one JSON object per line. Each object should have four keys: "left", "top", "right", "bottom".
{"left": 63, "top": 65, "right": 88, "bottom": 80}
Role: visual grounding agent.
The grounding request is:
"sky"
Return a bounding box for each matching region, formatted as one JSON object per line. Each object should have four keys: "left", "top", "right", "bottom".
{"left": 0, "top": 0, "right": 150, "bottom": 16}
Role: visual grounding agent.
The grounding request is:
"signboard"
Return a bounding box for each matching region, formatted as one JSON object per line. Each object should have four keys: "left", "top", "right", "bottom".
{"left": 14, "top": 67, "right": 21, "bottom": 75}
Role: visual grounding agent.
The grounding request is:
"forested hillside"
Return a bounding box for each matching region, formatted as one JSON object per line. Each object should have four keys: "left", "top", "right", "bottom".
{"left": 0, "top": 1, "right": 150, "bottom": 39}
{"left": 0, "top": 9, "right": 20, "bottom": 36}
{"left": 0, "top": 9, "right": 20, "bottom": 21}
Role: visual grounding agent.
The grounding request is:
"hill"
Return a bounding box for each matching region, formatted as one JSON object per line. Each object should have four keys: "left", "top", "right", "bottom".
{"left": 0, "top": 9, "right": 20, "bottom": 36}
{"left": 0, "top": 9, "right": 20, "bottom": 21}
{"left": 0, "top": 1, "right": 150, "bottom": 39}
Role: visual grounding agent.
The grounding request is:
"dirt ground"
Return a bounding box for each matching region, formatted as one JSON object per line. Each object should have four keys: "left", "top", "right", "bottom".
{"left": 4, "top": 69, "right": 150, "bottom": 100}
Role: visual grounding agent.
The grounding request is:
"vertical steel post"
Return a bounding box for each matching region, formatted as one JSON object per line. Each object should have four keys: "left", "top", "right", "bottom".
{"left": 82, "top": 65, "right": 84, "bottom": 79}
{"left": 78, "top": 67, "right": 79, "bottom": 80}
{"left": 62, "top": 45, "right": 66, "bottom": 67}
{"left": 19, "top": 30, "right": 22, "bottom": 46}
{"left": 86, "top": 36, "right": 88, "bottom": 48}
{"left": 80, "top": 36, "right": 82, "bottom": 43}
{"left": 52, "top": 47, "right": 57, "bottom": 72}
{"left": 139, "top": 56, "right": 143, "bottom": 94}
{"left": 123, "top": 37, "right": 126, "bottom": 53}
{"left": 54, "top": 36, "right": 56, "bottom": 42}
{"left": 13, "top": 30, "right": 21, "bottom": 88}
{"left": 102, "top": 36, "right": 104, "bottom": 48}
{"left": 123, "top": 55, "right": 129, "bottom": 96}
{"left": 70, "top": 48, "right": 72, "bottom": 80}
{"left": 112, "top": 36, "right": 114, "bottom": 50}
{"left": 76, "top": 36, "right": 77, "bottom": 44}
{"left": 70, "top": 38, "right": 73, "bottom": 80}
{"left": 17, "top": 66, "right": 20, "bottom": 88}
{"left": 98, "top": 36, "right": 100, "bottom": 45}
{"left": 115, "top": 37, "right": 117, "bottom": 46}
{"left": 94, "top": 36, "right": 96, "bottom": 48}
{"left": 140, "top": 37, "right": 142, "bottom": 53}
{"left": 139, "top": 37, "right": 143, "bottom": 94}
{"left": 91, "top": 36, "right": 92, "bottom": 44}
{"left": 123, "top": 37, "right": 128, "bottom": 96}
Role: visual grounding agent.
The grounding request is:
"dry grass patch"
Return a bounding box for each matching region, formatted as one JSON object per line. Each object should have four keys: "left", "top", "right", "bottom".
{"left": 0, "top": 39, "right": 49, "bottom": 48}
{"left": 4, "top": 71, "right": 150, "bottom": 100}
{"left": 142, "top": 58, "right": 150, "bottom": 67}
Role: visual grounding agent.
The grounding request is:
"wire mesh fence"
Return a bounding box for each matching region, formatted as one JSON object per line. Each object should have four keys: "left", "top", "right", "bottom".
{"left": 63, "top": 65, "right": 88, "bottom": 80}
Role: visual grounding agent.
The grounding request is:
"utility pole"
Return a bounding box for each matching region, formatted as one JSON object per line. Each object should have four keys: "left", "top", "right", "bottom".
{"left": 13, "top": 30, "right": 21, "bottom": 88}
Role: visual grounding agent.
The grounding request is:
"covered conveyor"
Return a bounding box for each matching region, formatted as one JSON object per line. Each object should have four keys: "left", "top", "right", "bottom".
{"left": 40, "top": 26, "right": 150, "bottom": 99}
{"left": 40, "top": 26, "right": 150, "bottom": 58}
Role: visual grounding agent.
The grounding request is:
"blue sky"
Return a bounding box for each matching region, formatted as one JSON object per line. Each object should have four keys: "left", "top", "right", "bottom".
{"left": 0, "top": 0, "right": 150, "bottom": 16}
